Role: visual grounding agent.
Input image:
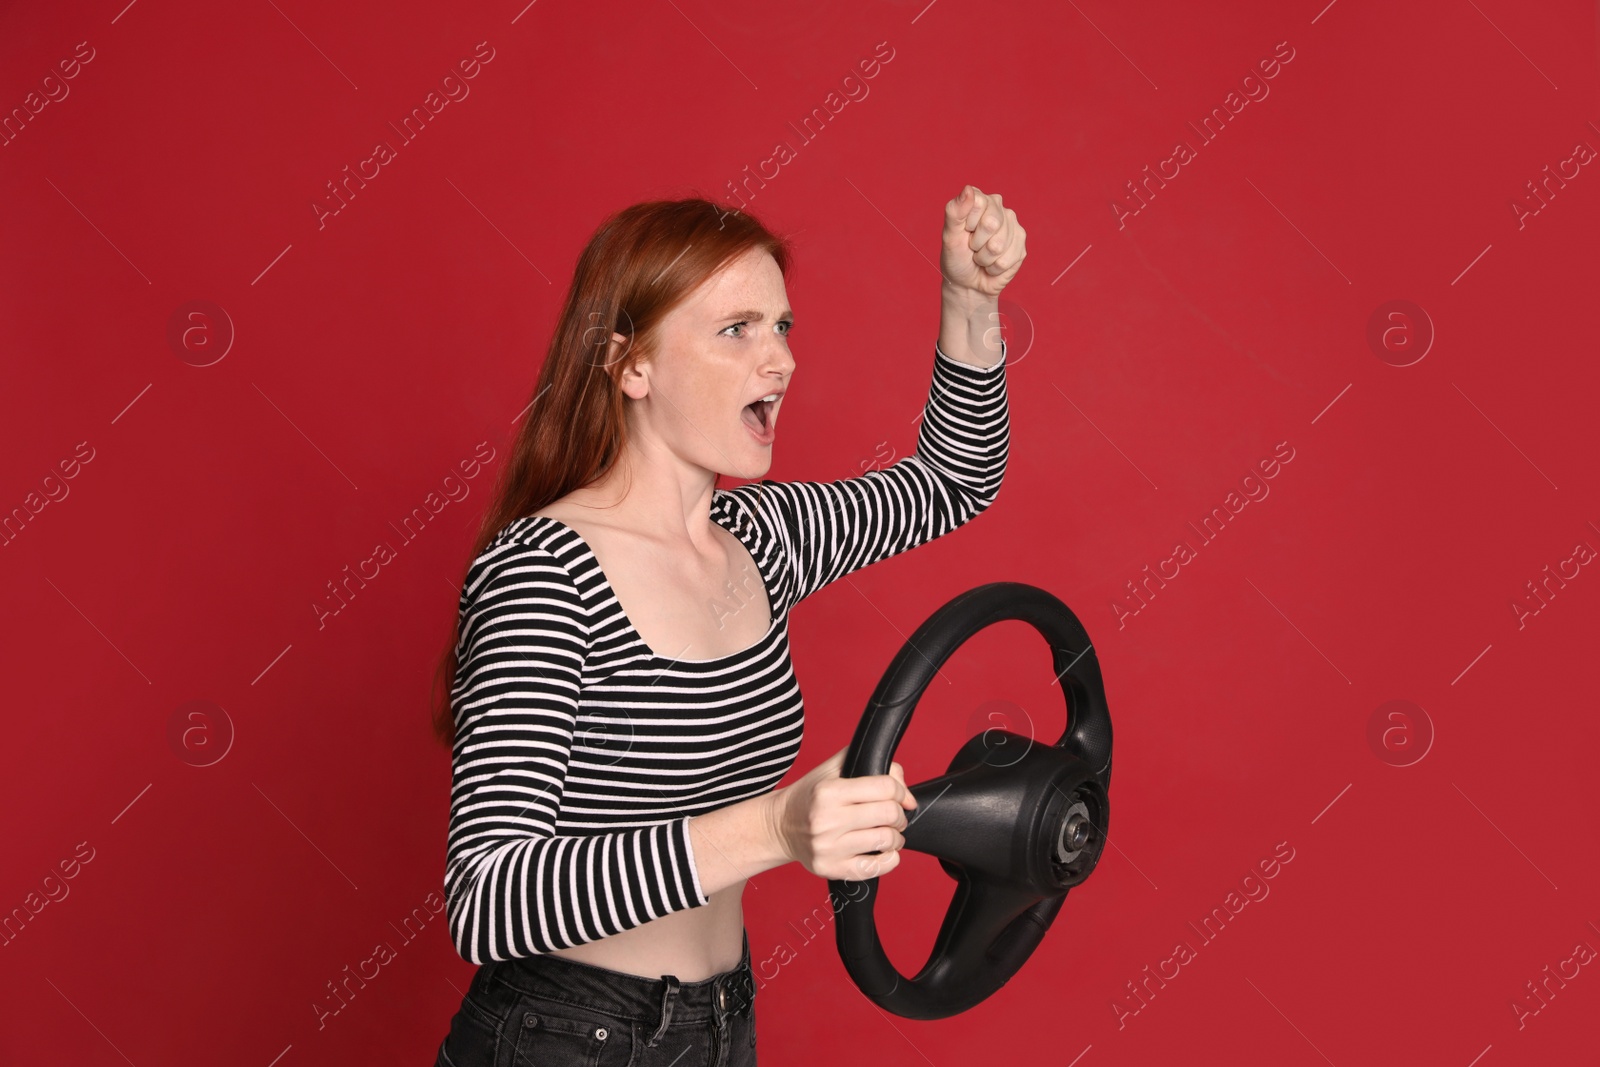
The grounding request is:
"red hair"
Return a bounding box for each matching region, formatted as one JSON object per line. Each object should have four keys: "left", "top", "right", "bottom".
{"left": 430, "top": 196, "right": 796, "bottom": 745}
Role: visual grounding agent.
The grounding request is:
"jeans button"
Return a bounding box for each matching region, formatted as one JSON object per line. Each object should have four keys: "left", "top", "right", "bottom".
{"left": 595, "top": 1026, "right": 609, "bottom": 1040}
{"left": 523, "top": 1012, "right": 538, "bottom": 1028}
{"left": 718, "top": 986, "right": 728, "bottom": 1010}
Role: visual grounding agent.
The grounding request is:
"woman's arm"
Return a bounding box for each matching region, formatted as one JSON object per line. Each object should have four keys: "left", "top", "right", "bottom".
{"left": 937, "top": 280, "right": 1004, "bottom": 371}
{"left": 444, "top": 544, "right": 710, "bottom": 963}
{"left": 683, "top": 791, "right": 792, "bottom": 897}
{"left": 939, "top": 185, "right": 1025, "bottom": 370}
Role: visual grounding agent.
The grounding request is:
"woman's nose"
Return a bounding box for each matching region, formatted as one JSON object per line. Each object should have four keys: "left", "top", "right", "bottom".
{"left": 764, "top": 337, "right": 795, "bottom": 374}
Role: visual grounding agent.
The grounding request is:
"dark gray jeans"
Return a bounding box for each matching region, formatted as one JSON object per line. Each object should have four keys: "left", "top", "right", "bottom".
{"left": 435, "top": 930, "right": 758, "bottom": 1067}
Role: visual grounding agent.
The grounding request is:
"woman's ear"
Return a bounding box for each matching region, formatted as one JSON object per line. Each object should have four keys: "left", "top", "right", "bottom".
{"left": 619, "top": 367, "right": 648, "bottom": 401}
{"left": 616, "top": 338, "right": 651, "bottom": 401}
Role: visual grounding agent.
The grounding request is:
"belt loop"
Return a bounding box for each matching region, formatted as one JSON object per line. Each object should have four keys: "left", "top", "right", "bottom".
{"left": 647, "top": 974, "right": 680, "bottom": 1047}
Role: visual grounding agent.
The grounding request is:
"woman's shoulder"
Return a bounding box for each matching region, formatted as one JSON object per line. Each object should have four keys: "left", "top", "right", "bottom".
{"left": 473, "top": 506, "right": 587, "bottom": 574}
{"left": 460, "top": 518, "right": 591, "bottom": 623}
{"left": 487, "top": 513, "right": 558, "bottom": 549}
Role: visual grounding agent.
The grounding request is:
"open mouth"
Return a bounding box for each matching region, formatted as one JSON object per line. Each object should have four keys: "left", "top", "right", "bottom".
{"left": 741, "top": 398, "right": 777, "bottom": 437}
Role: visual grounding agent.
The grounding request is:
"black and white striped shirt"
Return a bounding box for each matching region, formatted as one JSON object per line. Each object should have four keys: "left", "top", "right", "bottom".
{"left": 445, "top": 340, "right": 1009, "bottom": 963}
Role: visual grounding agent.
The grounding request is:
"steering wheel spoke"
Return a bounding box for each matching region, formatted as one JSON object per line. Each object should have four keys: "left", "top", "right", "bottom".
{"left": 920, "top": 875, "right": 1047, "bottom": 986}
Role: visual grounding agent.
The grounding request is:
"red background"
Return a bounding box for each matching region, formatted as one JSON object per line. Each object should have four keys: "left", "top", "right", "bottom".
{"left": 3, "top": 0, "right": 1598, "bottom": 1063}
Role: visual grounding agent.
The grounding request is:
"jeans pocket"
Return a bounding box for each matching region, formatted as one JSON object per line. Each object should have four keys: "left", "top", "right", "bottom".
{"left": 508, "top": 995, "right": 632, "bottom": 1067}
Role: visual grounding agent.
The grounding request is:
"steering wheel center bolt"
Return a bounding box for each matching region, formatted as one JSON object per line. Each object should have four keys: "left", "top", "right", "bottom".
{"left": 1052, "top": 799, "right": 1099, "bottom": 871}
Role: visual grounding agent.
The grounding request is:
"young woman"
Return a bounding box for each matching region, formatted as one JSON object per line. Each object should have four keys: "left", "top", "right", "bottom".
{"left": 432, "top": 186, "right": 1025, "bottom": 1066}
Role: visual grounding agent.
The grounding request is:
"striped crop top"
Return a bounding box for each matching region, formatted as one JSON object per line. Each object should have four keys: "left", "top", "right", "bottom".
{"left": 445, "top": 339, "right": 1010, "bottom": 963}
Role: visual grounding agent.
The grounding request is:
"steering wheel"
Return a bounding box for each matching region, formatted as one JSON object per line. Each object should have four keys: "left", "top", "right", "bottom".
{"left": 828, "top": 581, "right": 1113, "bottom": 1020}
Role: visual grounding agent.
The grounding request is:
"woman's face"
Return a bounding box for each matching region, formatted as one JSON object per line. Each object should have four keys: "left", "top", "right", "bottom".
{"left": 618, "top": 247, "right": 794, "bottom": 481}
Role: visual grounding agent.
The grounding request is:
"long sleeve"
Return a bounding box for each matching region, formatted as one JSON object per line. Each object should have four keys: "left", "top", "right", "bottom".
{"left": 444, "top": 544, "right": 709, "bottom": 963}
{"left": 752, "top": 339, "right": 1009, "bottom": 605}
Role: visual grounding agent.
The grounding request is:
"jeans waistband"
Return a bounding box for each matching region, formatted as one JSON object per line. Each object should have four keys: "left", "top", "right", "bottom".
{"left": 482, "top": 929, "right": 756, "bottom": 1032}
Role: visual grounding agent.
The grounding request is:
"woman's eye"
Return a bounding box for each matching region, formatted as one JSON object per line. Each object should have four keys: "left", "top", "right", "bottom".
{"left": 722, "top": 320, "right": 794, "bottom": 338}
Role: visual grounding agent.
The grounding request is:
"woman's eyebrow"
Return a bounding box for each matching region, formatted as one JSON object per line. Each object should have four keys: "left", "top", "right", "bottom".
{"left": 717, "top": 309, "right": 793, "bottom": 322}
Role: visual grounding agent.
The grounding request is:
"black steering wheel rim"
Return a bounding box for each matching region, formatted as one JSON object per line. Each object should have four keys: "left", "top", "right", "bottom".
{"left": 828, "top": 581, "right": 1113, "bottom": 1020}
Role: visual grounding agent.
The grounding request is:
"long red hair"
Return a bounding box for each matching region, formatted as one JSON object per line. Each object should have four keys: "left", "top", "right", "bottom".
{"left": 430, "top": 196, "right": 796, "bottom": 746}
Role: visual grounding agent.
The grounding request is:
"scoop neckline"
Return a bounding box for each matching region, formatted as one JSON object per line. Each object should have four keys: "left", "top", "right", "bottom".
{"left": 520, "top": 498, "right": 781, "bottom": 666}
